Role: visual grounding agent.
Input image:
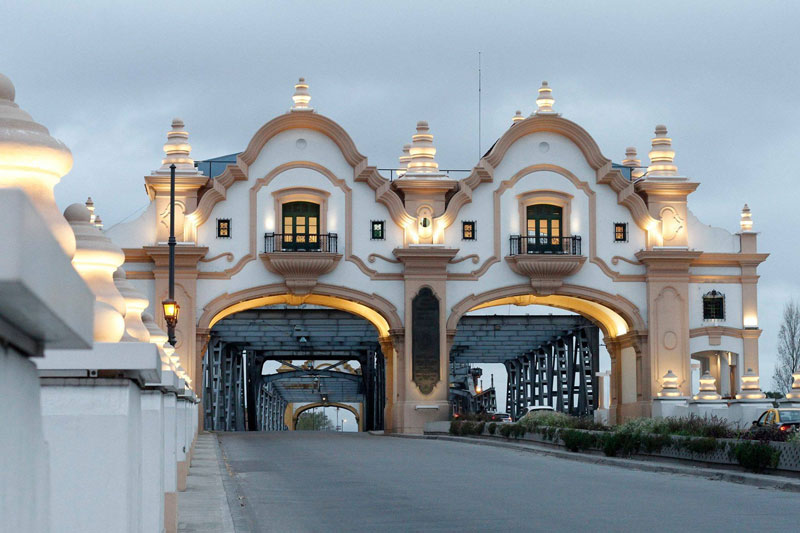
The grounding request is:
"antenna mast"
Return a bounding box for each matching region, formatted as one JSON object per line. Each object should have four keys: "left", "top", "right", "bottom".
{"left": 478, "top": 51, "right": 482, "bottom": 159}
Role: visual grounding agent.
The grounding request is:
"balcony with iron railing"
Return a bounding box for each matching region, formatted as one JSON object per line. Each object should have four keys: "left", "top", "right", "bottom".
{"left": 505, "top": 235, "right": 586, "bottom": 295}
{"left": 508, "top": 235, "right": 581, "bottom": 256}
{"left": 263, "top": 233, "right": 338, "bottom": 253}
{"left": 260, "top": 233, "right": 342, "bottom": 295}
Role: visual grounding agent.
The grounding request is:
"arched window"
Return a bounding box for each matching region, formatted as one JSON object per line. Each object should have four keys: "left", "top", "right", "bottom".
{"left": 702, "top": 290, "right": 725, "bottom": 320}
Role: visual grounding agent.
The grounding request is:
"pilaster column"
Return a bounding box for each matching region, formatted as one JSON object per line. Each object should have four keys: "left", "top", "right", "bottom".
{"left": 144, "top": 245, "right": 208, "bottom": 388}
{"left": 393, "top": 247, "right": 458, "bottom": 433}
{"left": 636, "top": 250, "right": 702, "bottom": 398}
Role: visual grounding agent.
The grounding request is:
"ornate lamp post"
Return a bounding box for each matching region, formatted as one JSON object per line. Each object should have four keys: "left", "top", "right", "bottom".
{"left": 161, "top": 163, "right": 180, "bottom": 346}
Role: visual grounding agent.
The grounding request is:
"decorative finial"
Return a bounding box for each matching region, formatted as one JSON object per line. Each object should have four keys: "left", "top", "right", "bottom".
{"left": 736, "top": 368, "right": 766, "bottom": 400}
{"left": 534, "top": 81, "right": 556, "bottom": 115}
{"left": 397, "top": 144, "right": 411, "bottom": 178}
{"left": 405, "top": 121, "right": 439, "bottom": 175}
{"left": 622, "top": 147, "right": 644, "bottom": 179}
{"left": 657, "top": 370, "right": 682, "bottom": 398}
{"left": 646, "top": 125, "right": 678, "bottom": 177}
{"left": 291, "top": 77, "right": 313, "bottom": 112}
{"left": 0, "top": 72, "right": 75, "bottom": 257}
{"left": 85, "top": 196, "right": 96, "bottom": 224}
{"left": 786, "top": 369, "right": 800, "bottom": 400}
{"left": 693, "top": 371, "right": 721, "bottom": 401}
{"left": 512, "top": 110, "right": 524, "bottom": 124}
{"left": 740, "top": 204, "right": 753, "bottom": 232}
{"left": 155, "top": 118, "right": 202, "bottom": 175}
{"left": 64, "top": 203, "right": 126, "bottom": 342}
{"left": 113, "top": 267, "right": 150, "bottom": 342}
{"left": 94, "top": 215, "right": 103, "bottom": 230}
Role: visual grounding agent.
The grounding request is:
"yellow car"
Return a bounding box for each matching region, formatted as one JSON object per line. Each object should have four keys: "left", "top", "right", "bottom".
{"left": 753, "top": 408, "right": 800, "bottom": 433}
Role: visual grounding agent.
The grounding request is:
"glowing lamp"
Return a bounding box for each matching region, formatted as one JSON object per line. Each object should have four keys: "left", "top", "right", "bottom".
{"left": 743, "top": 315, "right": 758, "bottom": 329}
{"left": 162, "top": 298, "right": 180, "bottom": 328}
{"left": 736, "top": 368, "right": 766, "bottom": 400}
{"left": 657, "top": 369, "right": 682, "bottom": 398}
{"left": 476, "top": 386, "right": 483, "bottom": 394}
{"left": 693, "top": 371, "right": 721, "bottom": 401}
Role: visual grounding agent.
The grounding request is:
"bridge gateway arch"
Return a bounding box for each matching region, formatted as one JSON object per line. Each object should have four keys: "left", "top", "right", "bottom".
{"left": 107, "top": 80, "right": 768, "bottom": 433}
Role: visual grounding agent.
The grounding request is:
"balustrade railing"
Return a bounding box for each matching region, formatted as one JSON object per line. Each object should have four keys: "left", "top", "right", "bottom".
{"left": 264, "top": 233, "right": 338, "bottom": 253}
{"left": 508, "top": 235, "right": 581, "bottom": 255}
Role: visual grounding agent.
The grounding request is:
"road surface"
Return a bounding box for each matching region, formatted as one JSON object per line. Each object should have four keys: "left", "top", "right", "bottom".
{"left": 216, "top": 432, "right": 799, "bottom": 532}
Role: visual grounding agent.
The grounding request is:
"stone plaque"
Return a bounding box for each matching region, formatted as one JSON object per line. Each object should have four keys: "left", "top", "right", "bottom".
{"left": 412, "top": 287, "right": 440, "bottom": 394}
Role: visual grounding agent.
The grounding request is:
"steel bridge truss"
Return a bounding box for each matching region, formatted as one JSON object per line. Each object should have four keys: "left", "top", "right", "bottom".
{"left": 505, "top": 327, "right": 599, "bottom": 420}
{"left": 203, "top": 308, "right": 386, "bottom": 432}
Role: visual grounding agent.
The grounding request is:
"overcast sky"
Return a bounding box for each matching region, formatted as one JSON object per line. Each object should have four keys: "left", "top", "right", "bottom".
{"left": 4, "top": 1, "right": 799, "bottom": 388}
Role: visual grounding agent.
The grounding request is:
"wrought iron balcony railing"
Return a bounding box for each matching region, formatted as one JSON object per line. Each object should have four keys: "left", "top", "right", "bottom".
{"left": 509, "top": 235, "right": 581, "bottom": 256}
{"left": 264, "top": 233, "right": 338, "bottom": 253}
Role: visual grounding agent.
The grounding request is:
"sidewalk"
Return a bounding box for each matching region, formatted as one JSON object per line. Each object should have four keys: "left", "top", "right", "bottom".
{"left": 178, "top": 433, "right": 236, "bottom": 533}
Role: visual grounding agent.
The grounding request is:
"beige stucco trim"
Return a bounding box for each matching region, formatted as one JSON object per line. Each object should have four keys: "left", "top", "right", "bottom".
{"left": 446, "top": 282, "right": 646, "bottom": 339}
{"left": 197, "top": 282, "right": 402, "bottom": 336}
{"left": 483, "top": 114, "right": 611, "bottom": 173}
{"left": 272, "top": 186, "right": 330, "bottom": 235}
{"left": 516, "top": 189, "right": 574, "bottom": 238}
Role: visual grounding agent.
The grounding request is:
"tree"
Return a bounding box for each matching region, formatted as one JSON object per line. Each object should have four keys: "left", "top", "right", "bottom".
{"left": 296, "top": 409, "right": 334, "bottom": 431}
{"left": 773, "top": 300, "right": 800, "bottom": 393}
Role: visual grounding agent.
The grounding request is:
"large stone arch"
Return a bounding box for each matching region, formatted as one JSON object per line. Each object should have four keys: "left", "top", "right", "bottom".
{"left": 292, "top": 402, "right": 361, "bottom": 432}
{"left": 198, "top": 282, "right": 402, "bottom": 336}
{"left": 446, "top": 283, "right": 648, "bottom": 423}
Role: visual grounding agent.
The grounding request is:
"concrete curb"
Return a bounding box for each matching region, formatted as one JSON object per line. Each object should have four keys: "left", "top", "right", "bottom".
{"left": 388, "top": 433, "right": 800, "bottom": 493}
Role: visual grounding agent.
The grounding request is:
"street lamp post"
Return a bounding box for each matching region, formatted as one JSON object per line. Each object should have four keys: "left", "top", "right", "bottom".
{"left": 162, "top": 163, "right": 180, "bottom": 346}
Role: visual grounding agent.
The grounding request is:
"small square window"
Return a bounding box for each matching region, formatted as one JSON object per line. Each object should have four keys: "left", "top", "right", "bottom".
{"left": 703, "top": 290, "right": 725, "bottom": 320}
{"left": 217, "top": 218, "right": 231, "bottom": 238}
{"left": 614, "top": 222, "right": 628, "bottom": 242}
{"left": 371, "top": 220, "right": 385, "bottom": 240}
{"left": 462, "top": 221, "right": 476, "bottom": 240}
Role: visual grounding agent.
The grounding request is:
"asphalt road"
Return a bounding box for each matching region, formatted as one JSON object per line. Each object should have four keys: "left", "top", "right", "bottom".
{"left": 217, "top": 432, "right": 799, "bottom": 532}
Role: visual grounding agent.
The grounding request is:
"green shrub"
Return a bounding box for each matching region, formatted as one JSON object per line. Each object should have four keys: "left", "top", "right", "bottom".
{"left": 449, "top": 420, "right": 462, "bottom": 435}
{"left": 682, "top": 437, "right": 719, "bottom": 455}
{"left": 640, "top": 433, "right": 673, "bottom": 454}
{"left": 519, "top": 410, "right": 607, "bottom": 432}
{"left": 461, "top": 421, "right": 477, "bottom": 435}
{"left": 561, "top": 429, "right": 597, "bottom": 452}
{"left": 511, "top": 423, "right": 526, "bottom": 439}
{"left": 744, "top": 426, "right": 790, "bottom": 442}
{"left": 487, "top": 422, "right": 497, "bottom": 435}
{"left": 499, "top": 424, "right": 513, "bottom": 439}
{"left": 731, "top": 441, "right": 781, "bottom": 472}
{"left": 477, "top": 422, "right": 486, "bottom": 435}
{"left": 601, "top": 432, "right": 641, "bottom": 457}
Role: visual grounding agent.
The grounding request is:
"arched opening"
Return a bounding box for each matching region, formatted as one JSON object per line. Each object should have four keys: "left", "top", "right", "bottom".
{"left": 292, "top": 402, "right": 361, "bottom": 431}
{"left": 690, "top": 350, "right": 739, "bottom": 399}
{"left": 198, "top": 284, "right": 402, "bottom": 433}
{"left": 448, "top": 284, "right": 646, "bottom": 424}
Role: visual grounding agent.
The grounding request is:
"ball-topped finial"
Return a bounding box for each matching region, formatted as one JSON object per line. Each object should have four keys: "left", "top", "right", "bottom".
{"left": 0, "top": 72, "right": 15, "bottom": 102}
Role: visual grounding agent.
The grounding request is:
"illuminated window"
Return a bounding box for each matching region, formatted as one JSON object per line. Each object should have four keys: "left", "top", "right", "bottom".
{"left": 216, "top": 218, "right": 231, "bottom": 238}
{"left": 462, "top": 221, "right": 476, "bottom": 240}
{"left": 703, "top": 290, "right": 725, "bottom": 320}
{"left": 371, "top": 220, "right": 385, "bottom": 240}
{"left": 614, "top": 222, "right": 627, "bottom": 242}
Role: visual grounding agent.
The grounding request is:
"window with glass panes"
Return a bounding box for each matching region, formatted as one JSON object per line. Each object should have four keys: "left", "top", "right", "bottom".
{"left": 371, "top": 220, "right": 385, "bottom": 240}
{"left": 462, "top": 221, "right": 476, "bottom": 240}
{"left": 614, "top": 222, "right": 627, "bottom": 242}
{"left": 216, "top": 218, "right": 231, "bottom": 238}
{"left": 282, "top": 201, "right": 320, "bottom": 251}
{"left": 526, "top": 204, "right": 562, "bottom": 252}
{"left": 702, "top": 290, "right": 725, "bottom": 320}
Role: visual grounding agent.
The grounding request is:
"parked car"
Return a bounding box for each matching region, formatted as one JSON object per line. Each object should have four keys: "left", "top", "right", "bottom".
{"left": 489, "top": 412, "right": 512, "bottom": 423}
{"left": 519, "top": 405, "right": 555, "bottom": 417}
{"left": 752, "top": 408, "right": 800, "bottom": 433}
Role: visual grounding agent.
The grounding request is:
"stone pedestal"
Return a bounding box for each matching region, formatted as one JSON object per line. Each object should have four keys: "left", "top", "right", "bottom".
{"left": 688, "top": 400, "right": 730, "bottom": 420}
{"left": 728, "top": 400, "right": 774, "bottom": 430}
{"left": 162, "top": 392, "right": 178, "bottom": 533}
{"left": 40, "top": 378, "right": 144, "bottom": 533}
{"left": 140, "top": 390, "right": 165, "bottom": 533}
{"left": 651, "top": 397, "right": 689, "bottom": 419}
{"left": 176, "top": 394, "right": 189, "bottom": 491}
{"left": 37, "top": 342, "right": 160, "bottom": 533}
{"left": 0, "top": 189, "right": 94, "bottom": 533}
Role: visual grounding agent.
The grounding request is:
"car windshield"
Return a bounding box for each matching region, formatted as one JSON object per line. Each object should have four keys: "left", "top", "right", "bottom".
{"left": 779, "top": 410, "right": 800, "bottom": 422}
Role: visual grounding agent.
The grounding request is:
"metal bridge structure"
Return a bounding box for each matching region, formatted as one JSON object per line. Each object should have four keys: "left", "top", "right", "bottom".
{"left": 203, "top": 307, "right": 385, "bottom": 432}
{"left": 450, "top": 315, "right": 600, "bottom": 420}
